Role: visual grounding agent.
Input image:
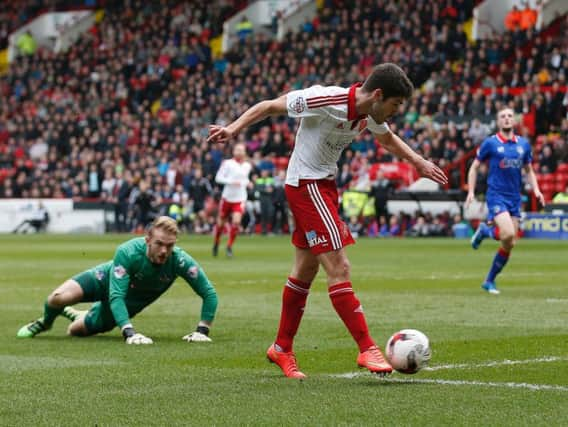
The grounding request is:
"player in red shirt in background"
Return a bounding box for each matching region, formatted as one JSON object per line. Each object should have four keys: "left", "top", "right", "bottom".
{"left": 213, "top": 143, "right": 252, "bottom": 258}
{"left": 208, "top": 63, "right": 447, "bottom": 378}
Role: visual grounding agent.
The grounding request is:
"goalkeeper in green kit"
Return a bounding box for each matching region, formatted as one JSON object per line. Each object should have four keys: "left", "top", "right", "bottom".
{"left": 17, "top": 216, "right": 218, "bottom": 344}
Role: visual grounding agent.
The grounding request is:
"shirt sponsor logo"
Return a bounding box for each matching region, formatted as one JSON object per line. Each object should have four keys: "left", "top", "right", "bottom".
{"left": 306, "top": 230, "right": 328, "bottom": 247}
{"left": 188, "top": 266, "right": 199, "bottom": 279}
{"left": 290, "top": 96, "right": 306, "bottom": 114}
{"left": 326, "top": 139, "right": 351, "bottom": 151}
{"left": 114, "top": 265, "right": 126, "bottom": 279}
{"left": 499, "top": 158, "right": 523, "bottom": 169}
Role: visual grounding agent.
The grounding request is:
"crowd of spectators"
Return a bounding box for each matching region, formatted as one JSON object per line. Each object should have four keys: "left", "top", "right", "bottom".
{"left": 0, "top": 0, "right": 100, "bottom": 50}
{"left": 0, "top": 0, "right": 567, "bottom": 236}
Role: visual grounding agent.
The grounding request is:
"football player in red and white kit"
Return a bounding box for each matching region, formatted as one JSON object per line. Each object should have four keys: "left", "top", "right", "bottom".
{"left": 213, "top": 142, "right": 252, "bottom": 257}
{"left": 208, "top": 63, "right": 447, "bottom": 379}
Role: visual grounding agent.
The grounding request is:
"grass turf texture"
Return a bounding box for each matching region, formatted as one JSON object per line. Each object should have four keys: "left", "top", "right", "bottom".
{"left": 1, "top": 235, "right": 567, "bottom": 426}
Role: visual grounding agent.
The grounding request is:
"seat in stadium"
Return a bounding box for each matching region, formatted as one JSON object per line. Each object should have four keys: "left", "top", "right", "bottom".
{"left": 274, "top": 156, "right": 289, "bottom": 171}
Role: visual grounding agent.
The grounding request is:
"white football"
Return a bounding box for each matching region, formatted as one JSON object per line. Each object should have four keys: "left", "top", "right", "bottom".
{"left": 385, "top": 329, "right": 431, "bottom": 374}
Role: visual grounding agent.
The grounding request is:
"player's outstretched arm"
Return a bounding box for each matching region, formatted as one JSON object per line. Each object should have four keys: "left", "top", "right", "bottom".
{"left": 376, "top": 131, "right": 448, "bottom": 185}
{"left": 178, "top": 253, "right": 218, "bottom": 343}
{"left": 109, "top": 248, "right": 153, "bottom": 345}
{"left": 525, "top": 164, "right": 545, "bottom": 206}
{"left": 207, "top": 95, "right": 287, "bottom": 143}
{"left": 466, "top": 159, "right": 481, "bottom": 207}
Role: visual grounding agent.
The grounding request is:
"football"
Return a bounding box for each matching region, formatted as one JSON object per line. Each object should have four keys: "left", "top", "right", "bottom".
{"left": 386, "top": 329, "right": 431, "bottom": 374}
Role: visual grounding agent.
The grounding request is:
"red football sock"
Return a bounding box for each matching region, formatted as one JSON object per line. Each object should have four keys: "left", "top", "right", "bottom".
{"left": 329, "top": 281, "right": 375, "bottom": 352}
{"left": 213, "top": 224, "right": 222, "bottom": 245}
{"left": 493, "top": 226, "right": 500, "bottom": 241}
{"left": 275, "top": 277, "right": 311, "bottom": 352}
{"left": 227, "top": 224, "right": 238, "bottom": 248}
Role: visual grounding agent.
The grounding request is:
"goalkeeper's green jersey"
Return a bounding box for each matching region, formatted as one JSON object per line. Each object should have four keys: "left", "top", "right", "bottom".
{"left": 87, "top": 237, "right": 217, "bottom": 329}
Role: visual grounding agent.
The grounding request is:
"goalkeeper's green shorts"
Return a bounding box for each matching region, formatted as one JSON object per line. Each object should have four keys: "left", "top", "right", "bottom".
{"left": 84, "top": 302, "right": 117, "bottom": 335}
{"left": 72, "top": 268, "right": 115, "bottom": 335}
{"left": 72, "top": 268, "right": 108, "bottom": 302}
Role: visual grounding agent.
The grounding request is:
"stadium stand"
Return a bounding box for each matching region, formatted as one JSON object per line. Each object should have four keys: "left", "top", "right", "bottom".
{"left": 0, "top": 0, "right": 566, "bottom": 236}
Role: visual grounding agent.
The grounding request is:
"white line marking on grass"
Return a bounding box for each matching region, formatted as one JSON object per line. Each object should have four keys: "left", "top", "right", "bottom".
{"left": 423, "top": 356, "right": 568, "bottom": 371}
{"left": 335, "top": 356, "right": 568, "bottom": 376}
{"left": 387, "top": 378, "right": 568, "bottom": 392}
{"left": 331, "top": 375, "right": 568, "bottom": 392}
{"left": 332, "top": 356, "right": 568, "bottom": 391}
{"left": 546, "top": 298, "right": 568, "bottom": 303}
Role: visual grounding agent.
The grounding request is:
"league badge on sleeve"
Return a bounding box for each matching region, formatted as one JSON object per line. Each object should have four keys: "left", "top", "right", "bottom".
{"left": 290, "top": 96, "right": 306, "bottom": 114}
{"left": 188, "top": 266, "right": 199, "bottom": 279}
{"left": 114, "top": 265, "right": 126, "bottom": 279}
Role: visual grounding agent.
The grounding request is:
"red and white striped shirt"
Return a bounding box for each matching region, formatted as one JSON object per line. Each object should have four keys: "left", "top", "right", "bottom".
{"left": 215, "top": 158, "right": 252, "bottom": 203}
{"left": 285, "top": 83, "right": 389, "bottom": 186}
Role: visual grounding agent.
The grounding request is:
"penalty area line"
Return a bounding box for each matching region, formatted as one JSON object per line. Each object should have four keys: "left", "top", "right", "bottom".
{"left": 330, "top": 374, "right": 568, "bottom": 392}
{"left": 423, "top": 356, "right": 568, "bottom": 372}
{"left": 386, "top": 378, "right": 568, "bottom": 392}
{"left": 331, "top": 356, "right": 568, "bottom": 392}
{"left": 333, "top": 356, "right": 568, "bottom": 378}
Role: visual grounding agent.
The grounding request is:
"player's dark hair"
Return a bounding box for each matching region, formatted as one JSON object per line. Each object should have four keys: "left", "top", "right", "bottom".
{"left": 362, "top": 63, "right": 414, "bottom": 99}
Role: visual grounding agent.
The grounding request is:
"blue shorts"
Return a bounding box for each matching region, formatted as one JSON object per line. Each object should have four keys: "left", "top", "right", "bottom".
{"left": 486, "top": 193, "right": 521, "bottom": 222}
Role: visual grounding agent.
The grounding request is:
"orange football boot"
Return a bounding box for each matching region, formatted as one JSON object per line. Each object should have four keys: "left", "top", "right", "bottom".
{"left": 357, "top": 345, "right": 393, "bottom": 376}
{"left": 266, "top": 344, "right": 307, "bottom": 379}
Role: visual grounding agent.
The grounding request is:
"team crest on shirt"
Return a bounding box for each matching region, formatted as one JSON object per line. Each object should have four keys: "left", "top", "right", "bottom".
{"left": 306, "top": 230, "right": 328, "bottom": 247}
{"left": 95, "top": 270, "right": 105, "bottom": 281}
{"left": 497, "top": 146, "right": 505, "bottom": 153}
{"left": 188, "top": 266, "right": 199, "bottom": 279}
{"left": 290, "top": 96, "right": 306, "bottom": 114}
{"left": 160, "top": 274, "right": 171, "bottom": 283}
{"left": 114, "top": 265, "right": 126, "bottom": 279}
{"left": 517, "top": 147, "right": 524, "bottom": 155}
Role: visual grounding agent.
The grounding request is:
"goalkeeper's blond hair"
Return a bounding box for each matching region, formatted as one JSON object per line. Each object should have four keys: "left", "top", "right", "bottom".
{"left": 148, "top": 216, "right": 179, "bottom": 236}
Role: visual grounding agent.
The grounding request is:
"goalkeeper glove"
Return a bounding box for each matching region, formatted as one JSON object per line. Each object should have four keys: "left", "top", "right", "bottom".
{"left": 122, "top": 326, "right": 153, "bottom": 345}
{"left": 182, "top": 325, "right": 212, "bottom": 342}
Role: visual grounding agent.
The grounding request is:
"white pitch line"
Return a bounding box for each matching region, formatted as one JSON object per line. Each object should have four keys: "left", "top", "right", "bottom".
{"left": 387, "top": 378, "right": 568, "bottom": 392}
{"left": 331, "top": 375, "right": 568, "bottom": 392}
{"left": 423, "top": 356, "right": 568, "bottom": 372}
{"left": 332, "top": 356, "right": 568, "bottom": 391}
{"left": 334, "top": 356, "right": 568, "bottom": 377}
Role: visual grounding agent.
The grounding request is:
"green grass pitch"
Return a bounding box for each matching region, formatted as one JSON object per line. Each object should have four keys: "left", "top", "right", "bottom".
{"left": 1, "top": 234, "right": 567, "bottom": 426}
